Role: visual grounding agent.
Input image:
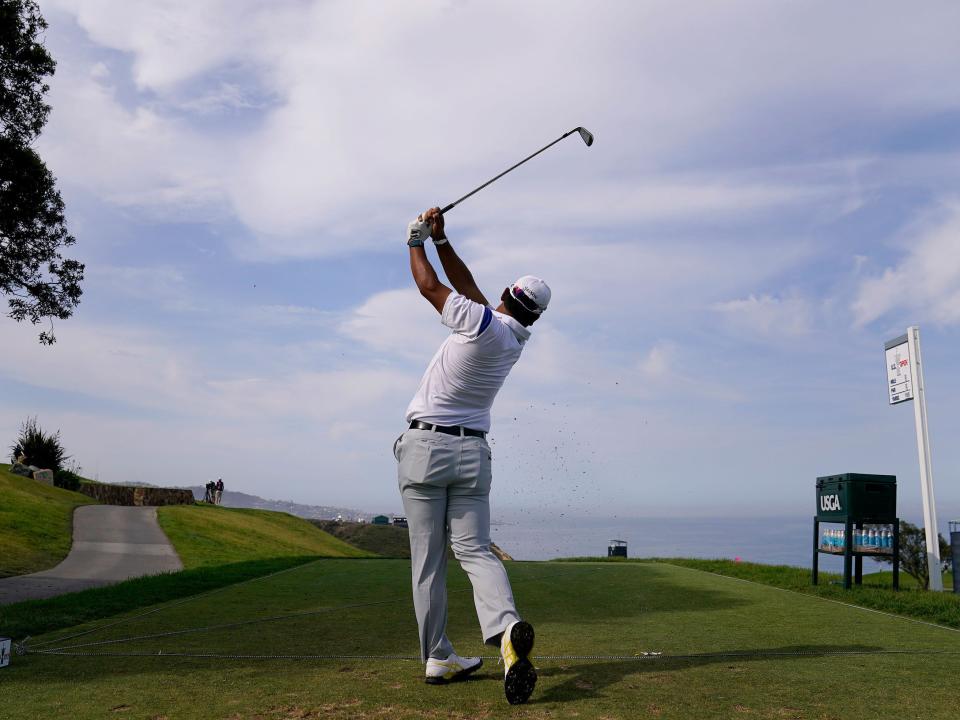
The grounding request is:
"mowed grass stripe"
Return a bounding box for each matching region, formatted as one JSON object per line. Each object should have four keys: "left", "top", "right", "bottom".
{"left": 0, "top": 463, "right": 96, "bottom": 577}
{"left": 661, "top": 559, "right": 960, "bottom": 637}
{"left": 30, "top": 562, "right": 599, "bottom": 655}
{"left": 156, "top": 504, "right": 374, "bottom": 567}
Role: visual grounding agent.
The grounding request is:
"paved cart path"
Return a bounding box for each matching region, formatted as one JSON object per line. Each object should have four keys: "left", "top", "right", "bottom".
{"left": 0, "top": 505, "right": 183, "bottom": 605}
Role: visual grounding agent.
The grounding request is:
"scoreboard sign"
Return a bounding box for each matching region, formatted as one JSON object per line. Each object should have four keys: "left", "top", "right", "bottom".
{"left": 884, "top": 334, "right": 913, "bottom": 405}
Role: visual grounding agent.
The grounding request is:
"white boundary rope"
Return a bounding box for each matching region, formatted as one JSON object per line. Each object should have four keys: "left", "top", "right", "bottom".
{"left": 24, "top": 648, "right": 960, "bottom": 662}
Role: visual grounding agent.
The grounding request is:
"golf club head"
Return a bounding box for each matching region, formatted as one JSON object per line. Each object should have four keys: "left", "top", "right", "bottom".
{"left": 577, "top": 127, "right": 594, "bottom": 147}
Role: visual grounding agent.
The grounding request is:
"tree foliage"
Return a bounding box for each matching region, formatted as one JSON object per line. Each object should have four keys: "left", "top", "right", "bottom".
{"left": 0, "top": 0, "right": 83, "bottom": 344}
{"left": 880, "top": 520, "right": 953, "bottom": 590}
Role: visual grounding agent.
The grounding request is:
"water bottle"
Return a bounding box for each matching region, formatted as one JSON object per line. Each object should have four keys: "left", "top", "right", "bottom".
{"left": 884, "top": 529, "right": 892, "bottom": 549}
{"left": 869, "top": 529, "right": 877, "bottom": 548}
{"left": 854, "top": 528, "right": 862, "bottom": 547}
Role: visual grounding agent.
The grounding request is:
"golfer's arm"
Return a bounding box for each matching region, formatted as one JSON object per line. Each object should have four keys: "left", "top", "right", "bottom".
{"left": 410, "top": 246, "right": 452, "bottom": 313}
{"left": 435, "top": 242, "right": 489, "bottom": 306}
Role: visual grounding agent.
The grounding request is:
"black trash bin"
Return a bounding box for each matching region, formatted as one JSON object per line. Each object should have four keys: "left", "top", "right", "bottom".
{"left": 608, "top": 539, "right": 627, "bottom": 558}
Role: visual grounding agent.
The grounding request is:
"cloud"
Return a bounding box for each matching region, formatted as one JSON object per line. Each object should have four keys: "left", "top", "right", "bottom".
{"left": 46, "top": 0, "right": 294, "bottom": 93}
{"left": 852, "top": 203, "right": 960, "bottom": 327}
{"left": 39, "top": 57, "right": 226, "bottom": 215}
{"left": 639, "top": 342, "right": 675, "bottom": 380}
{"left": 713, "top": 293, "right": 814, "bottom": 338}
{"left": 338, "top": 289, "right": 449, "bottom": 362}
{"left": 40, "top": 1, "right": 960, "bottom": 256}
{"left": 88, "top": 265, "right": 193, "bottom": 310}
{"left": 14, "top": 0, "right": 960, "bottom": 517}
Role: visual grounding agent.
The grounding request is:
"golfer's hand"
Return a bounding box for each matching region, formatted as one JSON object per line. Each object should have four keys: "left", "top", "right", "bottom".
{"left": 424, "top": 207, "right": 447, "bottom": 244}
{"left": 407, "top": 215, "right": 430, "bottom": 247}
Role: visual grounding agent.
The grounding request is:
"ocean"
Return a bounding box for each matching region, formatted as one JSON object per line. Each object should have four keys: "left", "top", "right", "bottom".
{"left": 489, "top": 515, "right": 892, "bottom": 575}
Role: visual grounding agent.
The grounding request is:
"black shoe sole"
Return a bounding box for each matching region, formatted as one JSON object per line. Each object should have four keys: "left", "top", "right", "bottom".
{"left": 505, "top": 658, "right": 537, "bottom": 704}
{"left": 504, "top": 621, "right": 536, "bottom": 704}
{"left": 424, "top": 658, "right": 483, "bottom": 685}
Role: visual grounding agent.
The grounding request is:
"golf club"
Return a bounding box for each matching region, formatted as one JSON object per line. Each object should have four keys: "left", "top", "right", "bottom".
{"left": 440, "top": 127, "right": 594, "bottom": 214}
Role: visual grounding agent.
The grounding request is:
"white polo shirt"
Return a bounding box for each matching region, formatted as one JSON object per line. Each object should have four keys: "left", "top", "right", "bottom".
{"left": 405, "top": 293, "right": 531, "bottom": 433}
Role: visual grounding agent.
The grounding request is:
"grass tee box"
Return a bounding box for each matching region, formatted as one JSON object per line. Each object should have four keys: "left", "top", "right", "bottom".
{"left": 4, "top": 560, "right": 960, "bottom": 719}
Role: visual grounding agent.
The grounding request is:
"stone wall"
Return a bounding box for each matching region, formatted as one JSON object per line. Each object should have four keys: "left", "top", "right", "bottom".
{"left": 78, "top": 483, "right": 195, "bottom": 507}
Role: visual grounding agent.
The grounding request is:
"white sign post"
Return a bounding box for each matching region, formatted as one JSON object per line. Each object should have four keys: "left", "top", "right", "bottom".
{"left": 885, "top": 327, "right": 942, "bottom": 591}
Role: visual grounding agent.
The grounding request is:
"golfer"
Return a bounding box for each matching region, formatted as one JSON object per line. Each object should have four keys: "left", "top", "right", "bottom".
{"left": 395, "top": 207, "right": 549, "bottom": 705}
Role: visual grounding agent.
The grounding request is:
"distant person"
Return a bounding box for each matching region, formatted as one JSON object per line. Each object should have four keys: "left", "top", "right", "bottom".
{"left": 204, "top": 481, "right": 214, "bottom": 504}
{"left": 215, "top": 478, "right": 224, "bottom": 505}
{"left": 394, "top": 208, "right": 547, "bottom": 704}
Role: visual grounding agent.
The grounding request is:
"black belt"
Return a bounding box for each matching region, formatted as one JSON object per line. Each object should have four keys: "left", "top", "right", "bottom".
{"left": 409, "top": 420, "right": 485, "bottom": 438}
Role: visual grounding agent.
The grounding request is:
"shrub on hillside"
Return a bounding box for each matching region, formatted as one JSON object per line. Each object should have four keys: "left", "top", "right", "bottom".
{"left": 10, "top": 416, "right": 69, "bottom": 472}
{"left": 54, "top": 468, "right": 82, "bottom": 492}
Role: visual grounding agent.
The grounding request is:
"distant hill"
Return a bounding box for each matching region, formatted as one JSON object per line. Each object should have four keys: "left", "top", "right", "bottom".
{"left": 186, "top": 486, "right": 375, "bottom": 521}
{"left": 312, "top": 520, "right": 514, "bottom": 561}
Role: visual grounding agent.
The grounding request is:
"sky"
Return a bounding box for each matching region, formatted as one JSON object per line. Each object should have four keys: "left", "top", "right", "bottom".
{"left": 3, "top": 1, "right": 960, "bottom": 525}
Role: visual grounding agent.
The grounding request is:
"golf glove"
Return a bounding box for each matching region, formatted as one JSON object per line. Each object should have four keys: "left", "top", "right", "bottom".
{"left": 407, "top": 217, "right": 430, "bottom": 247}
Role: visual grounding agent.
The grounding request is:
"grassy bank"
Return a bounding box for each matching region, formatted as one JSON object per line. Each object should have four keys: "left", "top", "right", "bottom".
{"left": 5, "top": 559, "right": 960, "bottom": 719}
{"left": 157, "top": 504, "right": 374, "bottom": 568}
{"left": 0, "top": 463, "right": 96, "bottom": 577}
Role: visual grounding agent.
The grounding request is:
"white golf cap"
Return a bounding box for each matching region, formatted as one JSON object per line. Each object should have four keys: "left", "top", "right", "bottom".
{"left": 511, "top": 275, "right": 551, "bottom": 314}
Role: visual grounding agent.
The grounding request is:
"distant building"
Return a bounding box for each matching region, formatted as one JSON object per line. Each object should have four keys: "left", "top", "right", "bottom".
{"left": 392, "top": 516, "right": 408, "bottom": 528}
{"left": 372, "top": 515, "right": 390, "bottom": 525}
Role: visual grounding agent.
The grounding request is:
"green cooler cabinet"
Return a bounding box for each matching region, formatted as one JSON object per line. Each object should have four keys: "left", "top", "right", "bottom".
{"left": 812, "top": 474, "right": 899, "bottom": 590}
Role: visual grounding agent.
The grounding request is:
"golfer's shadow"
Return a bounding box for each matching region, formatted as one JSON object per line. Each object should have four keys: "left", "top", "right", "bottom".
{"left": 533, "top": 644, "right": 882, "bottom": 704}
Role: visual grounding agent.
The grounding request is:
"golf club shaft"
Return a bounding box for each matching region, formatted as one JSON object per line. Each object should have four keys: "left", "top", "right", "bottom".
{"left": 440, "top": 129, "right": 581, "bottom": 214}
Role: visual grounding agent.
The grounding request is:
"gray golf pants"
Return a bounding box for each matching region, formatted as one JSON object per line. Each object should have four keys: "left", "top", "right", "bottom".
{"left": 395, "top": 428, "right": 520, "bottom": 661}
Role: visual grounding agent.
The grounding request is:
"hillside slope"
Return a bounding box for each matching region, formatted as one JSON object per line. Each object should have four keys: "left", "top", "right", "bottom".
{"left": 0, "top": 463, "right": 96, "bottom": 577}
{"left": 157, "top": 505, "right": 374, "bottom": 568}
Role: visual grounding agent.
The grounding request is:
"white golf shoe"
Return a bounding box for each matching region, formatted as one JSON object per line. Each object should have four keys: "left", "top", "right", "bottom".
{"left": 500, "top": 620, "right": 537, "bottom": 704}
{"left": 424, "top": 653, "right": 483, "bottom": 685}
